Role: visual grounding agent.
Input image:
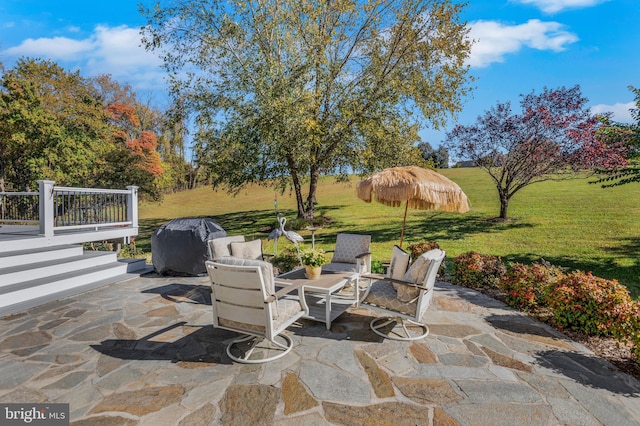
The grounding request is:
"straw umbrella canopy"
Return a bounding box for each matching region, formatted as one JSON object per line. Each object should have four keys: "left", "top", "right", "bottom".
{"left": 356, "top": 166, "right": 469, "bottom": 247}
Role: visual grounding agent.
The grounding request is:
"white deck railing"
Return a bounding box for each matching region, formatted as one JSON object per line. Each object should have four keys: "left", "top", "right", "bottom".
{"left": 0, "top": 180, "right": 138, "bottom": 238}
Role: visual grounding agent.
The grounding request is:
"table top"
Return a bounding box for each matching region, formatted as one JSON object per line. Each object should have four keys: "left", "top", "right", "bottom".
{"left": 276, "top": 268, "right": 357, "bottom": 291}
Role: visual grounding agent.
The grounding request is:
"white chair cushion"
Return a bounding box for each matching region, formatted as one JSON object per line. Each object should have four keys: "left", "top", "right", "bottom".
{"left": 388, "top": 245, "right": 410, "bottom": 281}
{"left": 332, "top": 234, "right": 370, "bottom": 264}
{"left": 209, "top": 235, "right": 245, "bottom": 259}
{"left": 398, "top": 254, "right": 431, "bottom": 302}
{"left": 219, "top": 298, "right": 303, "bottom": 333}
{"left": 230, "top": 239, "right": 263, "bottom": 260}
{"left": 214, "top": 256, "right": 275, "bottom": 296}
{"left": 402, "top": 254, "right": 430, "bottom": 283}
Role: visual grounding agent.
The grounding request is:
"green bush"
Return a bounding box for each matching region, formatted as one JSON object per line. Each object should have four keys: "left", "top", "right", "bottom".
{"left": 547, "top": 271, "right": 634, "bottom": 336}
{"left": 451, "top": 251, "right": 506, "bottom": 289}
{"left": 499, "top": 262, "right": 564, "bottom": 311}
{"left": 271, "top": 249, "right": 299, "bottom": 273}
{"left": 370, "top": 260, "right": 385, "bottom": 274}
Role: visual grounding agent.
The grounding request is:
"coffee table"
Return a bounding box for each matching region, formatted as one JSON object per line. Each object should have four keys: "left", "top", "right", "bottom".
{"left": 275, "top": 268, "right": 359, "bottom": 330}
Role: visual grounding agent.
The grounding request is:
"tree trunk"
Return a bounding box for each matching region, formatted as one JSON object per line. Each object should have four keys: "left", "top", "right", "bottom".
{"left": 303, "top": 166, "right": 320, "bottom": 220}
{"left": 291, "top": 170, "right": 306, "bottom": 219}
{"left": 499, "top": 190, "right": 510, "bottom": 219}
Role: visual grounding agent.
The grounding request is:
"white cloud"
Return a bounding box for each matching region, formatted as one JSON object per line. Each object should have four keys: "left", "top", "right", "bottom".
{"left": 514, "top": 0, "right": 610, "bottom": 14}
{"left": 591, "top": 101, "right": 635, "bottom": 123}
{"left": 1, "top": 25, "right": 165, "bottom": 94}
{"left": 467, "top": 19, "right": 578, "bottom": 68}
{"left": 3, "top": 36, "right": 93, "bottom": 60}
{"left": 85, "top": 26, "right": 164, "bottom": 87}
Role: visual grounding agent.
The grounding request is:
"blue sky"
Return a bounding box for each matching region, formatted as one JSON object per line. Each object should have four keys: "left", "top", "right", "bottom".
{"left": 1, "top": 0, "right": 638, "bottom": 150}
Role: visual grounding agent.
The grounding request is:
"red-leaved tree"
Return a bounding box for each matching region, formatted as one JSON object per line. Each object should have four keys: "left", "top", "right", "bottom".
{"left": 445, "top": 86, "right": 627, "bottom": 219}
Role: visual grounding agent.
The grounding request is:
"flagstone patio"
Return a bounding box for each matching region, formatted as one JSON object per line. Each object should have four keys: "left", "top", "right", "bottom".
{"left": 0, "top": 273, "right": 638, "bottom": 425}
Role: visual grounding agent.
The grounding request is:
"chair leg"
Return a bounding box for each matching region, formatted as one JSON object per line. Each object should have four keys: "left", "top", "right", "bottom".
{"left": 226, "top": 334, "right": 294, "bottom": 364}
{"left": 370, "top": 316, "right": 429, "bottom": 341}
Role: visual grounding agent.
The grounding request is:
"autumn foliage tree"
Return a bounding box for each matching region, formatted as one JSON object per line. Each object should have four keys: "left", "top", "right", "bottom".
{"left": 445, "top": 86, "right": 627, "bottom": 219}
{"left": 0, "top": 58, "right": 173, "bottom": 199}
{"left": 98, "top": 96, "right": 165, "bottom": 199}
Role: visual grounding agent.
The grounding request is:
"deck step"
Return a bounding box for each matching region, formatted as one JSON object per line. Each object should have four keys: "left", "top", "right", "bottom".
{"left": 0, "top": 244, "right": 153, "bottom": 318}
{"left": 0, "top": 244, "right": 83, "bottom": 268}
{"left": 0, "top": 260, "right": 153, "bottom": 317}
{"left": 0, "top": 251, "right": 117, "bottom": 287}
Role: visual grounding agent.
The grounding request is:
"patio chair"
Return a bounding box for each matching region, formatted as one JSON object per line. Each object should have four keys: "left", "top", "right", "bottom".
{"left": 360, "top": 248, "right": 445, "bottom": 341}
{"left": 205, "top": 257, "right": 308, "bottom": 363}
{"left": 322, "top": 233, "right": 372, "bottom": 274}
{"left": 208, "top": 236, "right": 266, "bottom": 261}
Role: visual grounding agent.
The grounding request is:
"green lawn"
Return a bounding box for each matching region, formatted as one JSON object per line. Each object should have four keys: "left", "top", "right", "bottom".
{"left": 138, "top": 168, "right": 640, "bottom": 299}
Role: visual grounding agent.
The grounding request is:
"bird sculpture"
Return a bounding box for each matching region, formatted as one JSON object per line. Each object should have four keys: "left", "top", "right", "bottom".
{"left": 267, "top": 223, "right": 283, "bottom": 255}
{"left": 278, "top": 216, "right": 304, "bottom": 264}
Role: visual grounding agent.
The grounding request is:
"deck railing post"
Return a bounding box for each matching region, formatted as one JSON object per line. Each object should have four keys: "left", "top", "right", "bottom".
{"left": 126, "top": 185, "right": 139, "bottom": 239}
{"left": 38, "top": 180, "right": 55, "bottom": 237}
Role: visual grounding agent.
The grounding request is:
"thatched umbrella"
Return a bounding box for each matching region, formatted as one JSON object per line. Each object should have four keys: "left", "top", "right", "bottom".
{"left": 356, "top": 166, "right": 469, "bottom": 247}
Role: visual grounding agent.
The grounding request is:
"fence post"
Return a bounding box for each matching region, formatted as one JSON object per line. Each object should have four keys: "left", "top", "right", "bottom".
{"left": 126, "top": 185, "right": 139, "bottom": 232}
{"left": 38, "top": 180, "right": 55, "bottom": 237}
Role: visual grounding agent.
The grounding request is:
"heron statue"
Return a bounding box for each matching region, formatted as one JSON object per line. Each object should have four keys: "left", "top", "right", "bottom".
{"left": 275, "top": 216, "right": 303, "bottom": 264}
{"left": 267, "top": 223, "right": 283, "bottom": 255}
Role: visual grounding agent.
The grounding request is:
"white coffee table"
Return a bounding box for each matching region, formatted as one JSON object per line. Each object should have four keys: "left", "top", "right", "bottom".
{"left": 275, "top": 268, "right": 359, "bottom": 330}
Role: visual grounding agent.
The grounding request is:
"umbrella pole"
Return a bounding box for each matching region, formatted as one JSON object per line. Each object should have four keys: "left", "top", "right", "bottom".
{"left": 399, "top": 200, "right": 409, "bottom": 248}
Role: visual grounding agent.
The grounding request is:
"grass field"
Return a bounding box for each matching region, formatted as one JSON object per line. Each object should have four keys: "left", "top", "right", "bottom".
{"left": 138, "top": 168, "right": 640, "bottom": 299}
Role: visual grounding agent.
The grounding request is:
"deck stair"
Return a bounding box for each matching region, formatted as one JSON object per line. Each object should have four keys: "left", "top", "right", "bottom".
{"left": 0, "top": 244, "right": 152, "bottom": 317}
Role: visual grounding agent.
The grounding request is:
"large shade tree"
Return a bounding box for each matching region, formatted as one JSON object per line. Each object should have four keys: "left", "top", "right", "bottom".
{"left": 445, "top": 85, "right": 627, "bottom": 219}
{"left": 141, "top": 0, "right": 474, "bottom": 218}
{"left": 0, "top": 58, "right": 110, "bottom": 191}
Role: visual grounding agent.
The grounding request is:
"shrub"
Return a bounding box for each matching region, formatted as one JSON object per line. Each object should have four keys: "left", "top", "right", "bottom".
{"left": 406, "top": 241, "right": 440, "bottom": 261}
{"left": 271, "top": 249, "right": 299, "bottom": 273}
{"left": 547, "top": 271, "right": 634, "bottom": 336}
{"left": 610, "top": 301, "right": 640, "bottom": 360}
{"left": 451, "top": 251, "right": 507, "bottom": 289}
{"left": 370, "top": 260, "right": 385, "bottom": 274}
{"left": 500, "top": 262, "right": 565, "bottom": 311}
{"left": 406, "top": 241, "right": 447, "bottom": 277}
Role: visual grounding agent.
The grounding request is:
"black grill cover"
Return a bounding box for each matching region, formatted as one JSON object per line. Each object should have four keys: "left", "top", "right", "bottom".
{"left": 152, "top": 217, "right": 227, "bottom": 276}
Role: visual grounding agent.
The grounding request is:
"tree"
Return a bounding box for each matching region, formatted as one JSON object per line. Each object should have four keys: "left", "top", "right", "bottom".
{"left": 0, "top": 58, "right": 110, "bottom": 190}
{"left": 93, "top": 77, "right": 168, "bottom": 200}
{"left": 592, "top": 86, "right": 640, "bottom": 187}
{"left": 0, "top": 60, "right": 172, "bottom": 199}
{"left": 417, "top": 141, "right": 449, "bottom": 168}
{"left": 141, "top": 0, "right": 474, "bottom": 219}
{"left": 445, "top": 86, "right": 627, "bottom": 219}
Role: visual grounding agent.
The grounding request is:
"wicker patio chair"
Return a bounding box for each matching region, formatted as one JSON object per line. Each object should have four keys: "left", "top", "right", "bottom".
{"left": 360, "top": 248, "right": 445, "bottom": 341}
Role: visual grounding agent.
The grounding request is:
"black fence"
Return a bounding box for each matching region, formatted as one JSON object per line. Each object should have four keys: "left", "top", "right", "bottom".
{"left": 0, "top": 193, "right": 39, "bottom": 223}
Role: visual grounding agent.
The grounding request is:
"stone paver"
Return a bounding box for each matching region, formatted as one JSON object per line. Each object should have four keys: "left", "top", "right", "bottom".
{"left": 0, "top": 275, "right": 638, "bottom": 425}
